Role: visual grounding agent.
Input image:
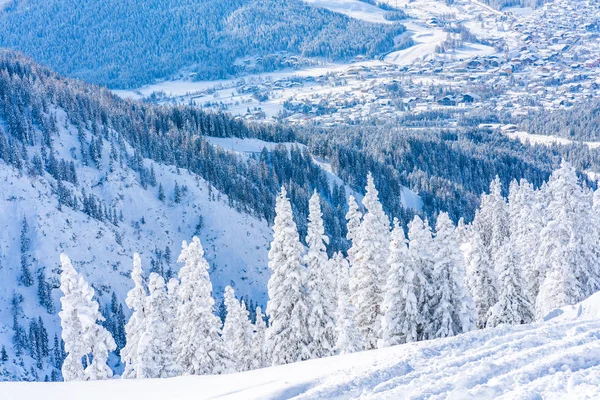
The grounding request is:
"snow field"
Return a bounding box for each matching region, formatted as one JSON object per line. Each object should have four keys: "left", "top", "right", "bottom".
{"left": 3, "top": 298, "right": 600, "bottom": 399}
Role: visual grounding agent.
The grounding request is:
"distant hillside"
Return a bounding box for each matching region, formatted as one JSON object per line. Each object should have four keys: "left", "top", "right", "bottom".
{"left": 0, "top": 0, "right": 406, "bottom": 88}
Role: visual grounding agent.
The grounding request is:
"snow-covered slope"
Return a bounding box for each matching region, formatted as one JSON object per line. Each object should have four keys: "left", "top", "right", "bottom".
{"left": 3, "top": 293, "right": 600, "bottom": 399}
{"left": 544, "top": 290, "right": 600, "bottom": 322}
{"left": 0, "top": 110, "right": 272, "bottom": 379}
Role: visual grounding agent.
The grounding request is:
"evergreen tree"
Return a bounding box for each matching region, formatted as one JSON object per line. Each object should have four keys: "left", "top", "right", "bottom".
{"left": 175, "top": 237, "right": 228, "bottom": 375}
{"left": 137, "top": 273, "right": 180, "bottom": 379}
{"left": 333, "top": 252, "right": 363, "bottom": 354}
{"left": 304, "top": 191, "right": 335, "bottom": 359}
{"left": 158, "top": 183, "right": 165, "bottom": 202}
{"left": 345, "top": 195, "right": 362, "bottom": 244}
{"left": 380, "top": 218, "right": 419, "bottom": 347}
{"left": 251, "top": 306, "right": 267, "bottom": 370}
{"left": 349, "top": 174, "right": 390, "bottom": 349}
{"left": 37, "top": 268, "right": 55, "bottom": 314}
{"left": 58, "top": 254, "right": 116, "bottom": 381}
{"left": 222, "top": 286, "right": 253, "bottom": 372}
{"left": 1, "top": 346, "right": 8, "bottom": 362}
{"left": 429, "top": 213, "right": 476, "bottom": 338}
{"left": 19, "top": 218, "right": 33, "bottom": 287}
{"left": 174, "top": 181, "right": 182, "bottom": 203}
{"left": 466, "top": 229, "right": 497, "bottom": 328}
{"left": 266, "top": 187, "right": 311, "bottom": 366}
{"left": 486, "top": 238, "right": 534, "bottom": 327}
{"left": 508, "top": 179, "right": 543, "bottom": 303}
{"left": 121, "top": 253, "right": 147, "bottom": 379}
{"left": 406, "top": 216, "right": 434, "bottom": 341}
{"left": 535, "top": 161, "right": 599, "bottom": 318}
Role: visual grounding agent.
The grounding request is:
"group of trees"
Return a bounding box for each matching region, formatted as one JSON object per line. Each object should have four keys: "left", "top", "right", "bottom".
{"left": 467, "top": 161, "right": 600, "bottom": 324}
{"left": 57, "top": 162, "right": 600, "bottom": 380}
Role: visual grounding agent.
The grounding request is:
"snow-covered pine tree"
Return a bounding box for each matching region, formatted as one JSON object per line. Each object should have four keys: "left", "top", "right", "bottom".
{"left": 465, "top": 229, "right": 497, "bottom": 328}
{"left": 471, "top": 176, "right": 509, "bottom": 276}
{"left": 345, "top": 195, "right": 363, "bottom": 244}
{"left": 251, "top": 306, "right": 267, "bottom": 370}
{"left": 508, "top": 179, "right": 538, "bottom": 304}
{"left": 380, "top": 218, "right": 419, "bottom": 347}
{"left": 488, "top": 176, "right": 510, "bottom": 273}
{"left": 486, "top": 238, "right": 534, "bottom": 327}
{"left": 266, "top": 186, "right": 311, "bottom": 366}
{"left": 332, "top": 252, "right": 363, "bottom": 354}
{"left": 346, "top": 195, "right": 363, "bottom": 267}
{"left": 406, "top": 215, "right": 435, "bottom": 340}
{"left": 222, "top": 286, "right": 253, "bottom": 372}
{"left": 137, "top": 273, "right": 180, "bottom": 379}
{"left": 350, "top": 173, "right": 390, "bottom": 349}
{"left": 305, "top": 191, "right": 336, "bottom": 359}
{"left": 59, "top": 254, "right": 116, "bottom": 381}
{"left": 175, "top": 237, "right": 228, "bottom": 374}
{"left": 535, "top": 161, "right": 600, "bottom": 318}
{"left": 60, "top": 309, "right": 85, "bottom": 381}
{"left": 429, "top": 213, "right": 477, "bottom": 338}
{"left": 121, "top": 253, "right": 147, "bottom": 379}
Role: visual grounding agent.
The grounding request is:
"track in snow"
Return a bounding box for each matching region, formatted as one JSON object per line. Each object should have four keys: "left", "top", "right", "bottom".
{"left": 3, "top": 309, "right": 600, "bottom": 399}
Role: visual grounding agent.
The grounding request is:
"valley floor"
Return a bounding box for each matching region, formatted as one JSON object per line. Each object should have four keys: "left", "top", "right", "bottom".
{"left": 3, "top": 296, "right": 600, "bottom": 400}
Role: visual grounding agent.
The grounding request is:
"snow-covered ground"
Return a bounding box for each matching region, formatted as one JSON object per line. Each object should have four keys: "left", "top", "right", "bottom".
{"left": 384, "top": 22, "right": 447, "bottom": 66}
{"left": 497, "top": 126, "right": 600, "bottom": 150}
{"left": 0, "top": 110, "right": 274, "bottom": 378}
{"left": 4, "top": 293, "right": 600, "bottom": 399}
{"left": 303, "top": 0, "right": 391, "bottom": 24}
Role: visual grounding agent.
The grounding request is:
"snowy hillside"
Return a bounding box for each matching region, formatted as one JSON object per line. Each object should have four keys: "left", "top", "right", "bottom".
{"left": 0, "top": 107, "right": 273, "bottom": 379}
{"left": 3, "top": 293, "right": 600, "bottom": 399}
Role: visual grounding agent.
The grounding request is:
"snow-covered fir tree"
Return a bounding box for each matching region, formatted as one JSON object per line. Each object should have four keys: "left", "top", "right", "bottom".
{"left": 121, "top": 253, "right": 147, "bottom": 379}
{"left": 429, "top": 213, "right": 476, "bottom": 338}
{"left": 535, "top": 161, "right": 600, "bottom": 318}
{"left": 332, "top": 252, "right": 363, "bottom": 354}
{"left": 380, "top": 218, "right": 419, "bottom": 347}
{"left": 406, "top": 216, "right": 434, "bottom": 341}
{"left": 251, "top": 306, "right": 267, "bottom": 370}
{"left": 175, "top": 237, "right": 228, "bottom": 374}
{"left": 137, "top": 273, "right": 180, "bottom": 379}
{"left": 58, "top": 254, "right": 116, "bottom": 381}
{"left": 266, "top": 187, "right": 311, "bottom": 366}
{"left": 488, "top": 176, "right": 510, "bottom": 273}
{"left": 222, "top": 286, "right": 253, "bottom": 372}
{"left": 345, "top": 195, "right": 363, "bottom": 244}
{"left": 350, "top": 173, "right": 390, "bottom": 349}
{"left": 305, "top": 191, "right": 336, "bottom": 359}
{"left": 486, "top": 238, "right": 534, "bottom": 327}
{"left": 466, "top": 229, "right": 497, "bottom": 328}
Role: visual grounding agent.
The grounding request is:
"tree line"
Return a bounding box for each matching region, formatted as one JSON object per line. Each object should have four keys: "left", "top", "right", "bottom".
{"left": 55, "top": 162, "right": 600, "bottom": 379}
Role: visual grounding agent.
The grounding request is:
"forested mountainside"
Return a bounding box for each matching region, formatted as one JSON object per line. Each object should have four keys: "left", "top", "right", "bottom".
{"left": 519, "top": 98, "right": 600, "bottom": 140}
{"left": 0, "top": 49, "right": 596, "bottom": 381}
{"left": 0, "top": 0, "right": 408, "bottom": 88}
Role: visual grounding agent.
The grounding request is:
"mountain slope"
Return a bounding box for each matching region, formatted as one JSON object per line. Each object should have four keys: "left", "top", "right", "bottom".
{"left": 3, "top": 293, "right": 599, "bottom": 399}
{"left": 0, "top": 0, "right": 405, "bottom": 88}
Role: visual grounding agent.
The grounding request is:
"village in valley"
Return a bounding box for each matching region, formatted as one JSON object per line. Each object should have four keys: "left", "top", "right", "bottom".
{"left": 115, "top": 0, "right": 600, "bottom": 130}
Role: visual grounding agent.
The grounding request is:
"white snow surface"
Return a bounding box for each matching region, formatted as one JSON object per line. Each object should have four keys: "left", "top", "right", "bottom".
{"left": 303, "top": 0, "right": 391, "bottom": 24}
{"left": 3, "top": 292, "right": 600, "bottom": 399}
{"left": 501, "top": 128, "right": 600, "bottom": 149}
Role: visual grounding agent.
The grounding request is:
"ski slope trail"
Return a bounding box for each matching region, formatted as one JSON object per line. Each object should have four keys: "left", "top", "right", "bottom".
{"left": 3, "top": 302, "right": 600, "bottom": 399}
{"left": 384, "top": 22, "right": 447, "bottom": 66}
